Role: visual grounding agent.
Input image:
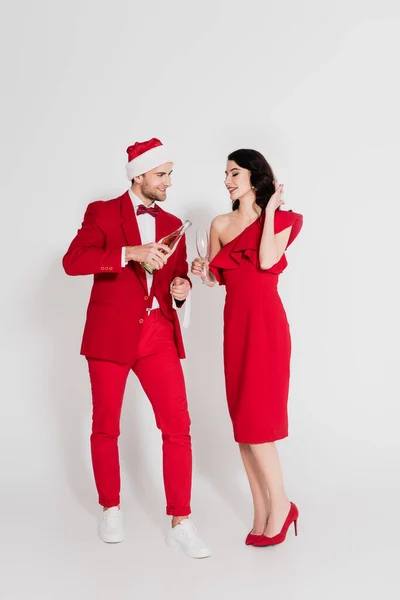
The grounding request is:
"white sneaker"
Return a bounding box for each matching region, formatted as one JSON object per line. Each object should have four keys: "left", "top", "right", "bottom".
{"left": 99, "top": 507, "right": 124, "bottom": 543}
{"left": 166, "top": 519, "right": 211, "bottom": 559}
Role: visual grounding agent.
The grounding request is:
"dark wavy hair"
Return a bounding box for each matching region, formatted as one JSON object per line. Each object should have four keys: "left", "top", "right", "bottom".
{"left": 228, "top": 149, "right": 276, "bottom": 212}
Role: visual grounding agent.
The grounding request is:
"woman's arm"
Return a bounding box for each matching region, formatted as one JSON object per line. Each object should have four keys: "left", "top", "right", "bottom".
{"left": 259, "top": 215, "right": 292, "bottom": 270}
{"left": 259, "top": 185, "right": 292, "bottom": 270}
{"left": 204, "top": 217, "right": 224, "bottom": 283}
{"left": 209, "top": 217, "right": 223, "bottom": 257}
{"left": 191, "top": 216, "right": 224, "bottom": 284}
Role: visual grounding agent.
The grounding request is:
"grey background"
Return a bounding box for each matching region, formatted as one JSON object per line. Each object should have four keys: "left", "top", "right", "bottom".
{"left": 1, "top": 0, "right": 399, "bottom": 598}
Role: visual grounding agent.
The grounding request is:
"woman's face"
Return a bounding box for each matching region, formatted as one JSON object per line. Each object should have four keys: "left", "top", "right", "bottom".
{"left": 225, "top": 160, "right": 253, "bottom": 202}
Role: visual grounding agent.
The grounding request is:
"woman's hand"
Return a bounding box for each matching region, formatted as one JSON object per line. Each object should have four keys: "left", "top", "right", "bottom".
{"left": 267, "top": 183, "right": 285, "bottom": 214}
{"left": 191, "top": 257, "right": 216, "bottom": 286}
{"left": 191, "top": 257, "right": 208, "bottom": 277}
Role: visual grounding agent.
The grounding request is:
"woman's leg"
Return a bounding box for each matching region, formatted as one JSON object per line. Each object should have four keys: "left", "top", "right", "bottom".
{"left": 239, "top": 443, "right": 270, "bottom": 534}
{"left": 250, "top": 442, "right": 291, "bottom": 537}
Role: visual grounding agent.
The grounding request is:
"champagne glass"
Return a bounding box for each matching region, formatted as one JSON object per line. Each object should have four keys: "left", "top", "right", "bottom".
{"left": 196, "top": 229, "right": 212, "bottom": 285}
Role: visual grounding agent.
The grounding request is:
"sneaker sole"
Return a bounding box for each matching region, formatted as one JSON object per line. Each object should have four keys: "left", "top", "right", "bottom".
{"left": 100, "top": 534, "right": 124, "bottom": 543}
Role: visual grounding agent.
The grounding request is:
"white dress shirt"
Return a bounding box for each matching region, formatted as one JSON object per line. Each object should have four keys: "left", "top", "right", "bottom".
{"left": 121, "top": 189, "right": 191, "bottom": 327}
{"left": 122, "top": 189, "right": 160, "bottom": 310}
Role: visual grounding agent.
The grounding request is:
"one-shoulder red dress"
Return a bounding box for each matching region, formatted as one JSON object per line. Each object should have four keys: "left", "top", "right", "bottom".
{"left": 209, "top": 210, "right": 303, "bottom": 444}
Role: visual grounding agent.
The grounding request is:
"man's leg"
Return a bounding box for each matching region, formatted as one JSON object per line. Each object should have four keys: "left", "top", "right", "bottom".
{"left": 132, "top": 311, "right": 210, "bottom": 558}
{"left": 88, "top": 358, "right": 130, "bottom": 508}
{"left": 132, "top": 312, "right": 192, "bottom": 518}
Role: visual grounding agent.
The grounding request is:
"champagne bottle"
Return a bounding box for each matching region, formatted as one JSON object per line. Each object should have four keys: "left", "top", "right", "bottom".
{"left": 140, "top": 220, "right": 192, "bottom": 274}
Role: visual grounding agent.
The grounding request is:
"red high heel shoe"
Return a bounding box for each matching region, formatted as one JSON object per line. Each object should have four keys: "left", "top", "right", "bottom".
{"left": 245, "top": 532, "right": 264, "bottom": 545}
{"left": 252, "top": 502, "right": 299, "bottom": 547}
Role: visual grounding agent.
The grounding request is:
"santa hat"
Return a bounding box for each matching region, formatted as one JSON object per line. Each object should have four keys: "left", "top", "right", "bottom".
{"left": 126, "top": 138, "right": 172, "bottom": 180}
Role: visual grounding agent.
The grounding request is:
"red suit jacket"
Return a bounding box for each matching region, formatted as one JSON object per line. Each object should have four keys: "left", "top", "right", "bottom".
{"left": 63, "top": 191, "right": 191, "bottom": 363}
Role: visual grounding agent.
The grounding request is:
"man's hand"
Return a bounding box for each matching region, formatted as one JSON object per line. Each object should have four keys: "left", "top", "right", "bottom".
{"left": 170, "top": 277, "right": 190, "bottom": 301}
{"left": 125, "top": 243, "right": 171, "bottom": 270}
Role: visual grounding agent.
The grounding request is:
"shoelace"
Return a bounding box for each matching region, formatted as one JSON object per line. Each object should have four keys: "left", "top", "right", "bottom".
{"left": 179, "top": 522, "right": 201, "bottom": 543}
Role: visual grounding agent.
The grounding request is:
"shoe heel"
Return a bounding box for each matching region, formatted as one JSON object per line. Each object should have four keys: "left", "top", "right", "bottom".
{"left": 294, "top": 519, "right": 298, "bottom": 536}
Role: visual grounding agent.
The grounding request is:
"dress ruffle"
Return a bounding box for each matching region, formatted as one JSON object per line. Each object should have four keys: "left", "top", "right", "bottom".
{"left": 209, "top": 210, "right": 303, "bottom": 284}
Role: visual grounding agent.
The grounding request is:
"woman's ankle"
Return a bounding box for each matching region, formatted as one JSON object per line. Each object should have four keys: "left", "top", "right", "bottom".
{"left": 269, "top": 497, "right": 290, "bottom": 514}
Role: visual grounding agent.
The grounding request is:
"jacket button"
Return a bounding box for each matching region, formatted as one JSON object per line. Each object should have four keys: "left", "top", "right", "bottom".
{"left": 139, "top": 318, "right": 144, "bottom": 324}
{"left": 101, "top": 267, "right": 105, "bottom": 270}
{"left": 144, "top": 295, "right": 148, "bottom": 301}
{"left": 105, "top": 266, "right": 109, "bottom": 270}
{"left": 109, "top": 266, "right": 113, "bottom": 271}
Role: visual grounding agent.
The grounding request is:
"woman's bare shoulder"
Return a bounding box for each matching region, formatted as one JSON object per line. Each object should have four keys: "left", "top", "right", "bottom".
{"left": 211, "top": 212, "right": 236, "bottom": 231}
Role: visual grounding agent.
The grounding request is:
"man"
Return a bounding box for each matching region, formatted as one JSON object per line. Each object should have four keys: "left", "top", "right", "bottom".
{"left": 63, "top": 138, "right": 210, "bottom": 559}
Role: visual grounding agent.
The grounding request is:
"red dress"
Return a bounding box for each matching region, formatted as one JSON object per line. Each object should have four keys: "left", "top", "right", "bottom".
{"left": 209, "top": 210, "right": 303, "bottom": 444}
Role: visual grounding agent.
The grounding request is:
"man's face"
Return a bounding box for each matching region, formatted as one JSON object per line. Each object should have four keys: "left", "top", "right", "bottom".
{"left": 136, "top": 162, "right": 173, "bottom": 203}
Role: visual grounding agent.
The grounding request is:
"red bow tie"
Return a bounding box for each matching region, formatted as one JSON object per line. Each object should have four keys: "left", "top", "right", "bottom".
{"left": 136, "top": 204, "right": 161, "bottom": 217}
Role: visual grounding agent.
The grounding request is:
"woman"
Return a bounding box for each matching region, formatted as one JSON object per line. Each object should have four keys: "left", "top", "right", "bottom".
{"left": 191, "top": 149, "right": 303, "bottom": 547}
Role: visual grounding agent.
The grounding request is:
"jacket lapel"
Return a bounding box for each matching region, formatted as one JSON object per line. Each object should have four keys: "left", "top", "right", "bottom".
{"left": 120, "top": 191, "right": 147, "bottom": 292}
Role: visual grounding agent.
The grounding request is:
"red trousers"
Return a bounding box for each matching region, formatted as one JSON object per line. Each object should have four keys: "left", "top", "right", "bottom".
{"left": 87, "top": 310, "right": 192, "bottom": 516}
